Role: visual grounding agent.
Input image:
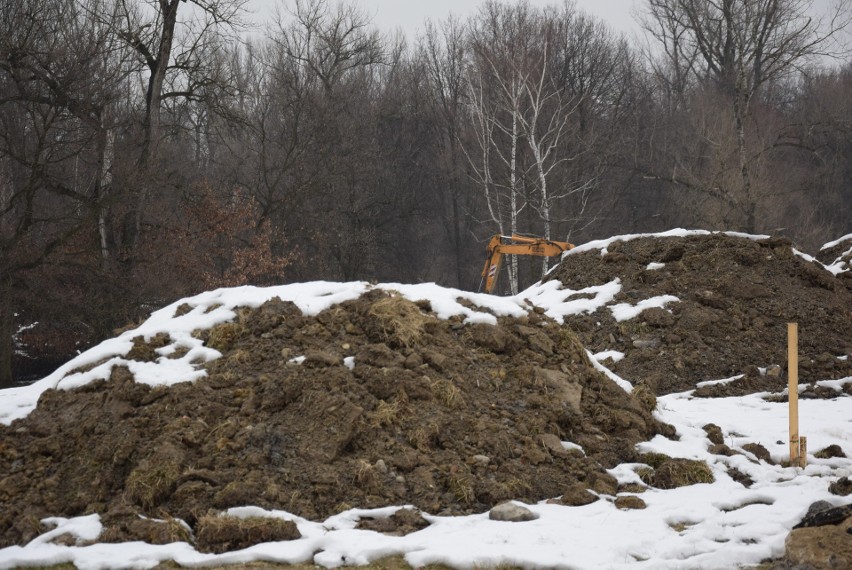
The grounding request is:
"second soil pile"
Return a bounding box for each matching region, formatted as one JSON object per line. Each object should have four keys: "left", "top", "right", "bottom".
{"left": 546, "top": 234, "right": 852, "bottom": 396}
{"left": 0, "top": 290, "right": 670, "bottom": 546}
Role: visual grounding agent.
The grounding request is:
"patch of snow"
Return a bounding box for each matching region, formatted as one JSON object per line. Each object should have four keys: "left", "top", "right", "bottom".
{"left": 289, "top": 356, "right": 306, "bottom": 365}
{"left": 377, "top": 283, "right": 527, "bottom": 325}
{"left": 592, "top": 350, "right": 625, "bottom": 363}
{"left": 31, "top": 515, "right": 102, "bottom": 547}
{"left": 791, "top": 248, "right": 845, "bottom": 277}
{"left": 798, "top": 242, "right": 851, "bottom": 276}
{"left": 821, "top": 233, "right": 852, "bottom": 250}
{"left": 561, "top": 441, "right": 584, "bottom": 454}
{"left": 791, "top": 248, "right": 815, "bottom": 263}
{"left": 610, "top": 295, "right": 679, "bottom": 322}
{"left": 646, "top": 262, "right": 665, "bottom": 270}
{"left": 343, "top": 357, "right": 355, "bottom": 370}
{"left": 816, "top": 376, "right": 852, "bottom": 392}
{"left": 520, "top": 279, "right": 622, "bottom": 324}
{"left": 696, "top": 375, "right": 744, "bottom": 388}
{"left": 586, "top": 349, "right": 633, "bottom": 393}
{"left": 564, "top": 229, "right": 770, "bottom": 257}
{"left": 825, "top": 260, "right": 849, "bottom": 275}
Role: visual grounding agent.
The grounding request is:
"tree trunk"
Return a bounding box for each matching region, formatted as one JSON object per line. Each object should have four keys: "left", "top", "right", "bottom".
{"left": 95, "top": 121, "right": 114, "bottom": 264}
{"left": 733, "top": 73, "right": 755, "bottom": 234}
{"left": 136, "top": 0, "right": 181, "bottom": 241}
{"left": 0, "top": 280, "right": 14, "bottom": 389}
{"left": 449, "top": 136, "right": 463, "bottom": 289}
{"left": 508, "top": 102, "right": 520, "bottom": 295}
{"left": 140, "top": 1, "right": 179, "bottom": 166}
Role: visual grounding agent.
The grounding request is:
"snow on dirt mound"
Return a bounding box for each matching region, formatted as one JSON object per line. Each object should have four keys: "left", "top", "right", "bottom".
{"left": 818, "top": 233, "right": 852, "bottom": 278}
{"left": 0, "top": 288, "right": 669, "bottom": 546}
{"left": 545, "top": 232, "right": 852, "bottom": 395}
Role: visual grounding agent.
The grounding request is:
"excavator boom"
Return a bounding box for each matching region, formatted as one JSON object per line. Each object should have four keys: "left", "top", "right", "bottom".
{"left": 479, "top": 234, "right": 574, "bottom": 294}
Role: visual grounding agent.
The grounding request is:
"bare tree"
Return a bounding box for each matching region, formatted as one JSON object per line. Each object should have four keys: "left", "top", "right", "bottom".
{"left": 116, "top": 0, "right": 247, "bottom": 163}
{"left": 112, "top": 0, "right": 247, "bottom": 248}
{"left": 641, "top": 0, "right": 852, "bottom": 232}
{"left": 465, "top": 1, "right": 547, "bottom": 294}
{"left": 0, "top": 0, "right": 134, "bottom": 387}
{"left": 275, "top": 0, "right": 384, "bottom": 95}
{"left": 419, "top": 16, "right": 469, "bottom": 287}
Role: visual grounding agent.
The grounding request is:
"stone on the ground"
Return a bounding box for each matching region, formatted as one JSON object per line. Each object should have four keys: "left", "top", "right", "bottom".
{"left": 489, "top": 502, "right": 538, "bottom": 522}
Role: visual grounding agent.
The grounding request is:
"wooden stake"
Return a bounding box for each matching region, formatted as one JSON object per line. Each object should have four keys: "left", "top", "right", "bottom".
{"left": 799, "top": 436, "right": 807, "bottom": 469}
{"left": 788, "top": 323, "right": 799, "bottom": 466}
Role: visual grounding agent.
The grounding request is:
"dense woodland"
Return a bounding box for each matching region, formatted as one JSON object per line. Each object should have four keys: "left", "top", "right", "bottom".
{"left": 1, "top": 0, "right": 851, "bottom": 386}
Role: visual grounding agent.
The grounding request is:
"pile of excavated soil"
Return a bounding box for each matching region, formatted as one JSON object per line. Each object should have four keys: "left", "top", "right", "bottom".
{"left": 0, "top": 290, "right": 671, "bottom": 546}
{"left": 545, "top": 234, "right": 852, "bottom": 396}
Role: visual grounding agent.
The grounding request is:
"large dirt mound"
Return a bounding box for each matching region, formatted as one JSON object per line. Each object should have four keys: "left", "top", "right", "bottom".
{"left": 0, "top": 290, "right": 668, "bottom": 546}
{"left": 546, "top": 234, "right": 852, "bottom": 395}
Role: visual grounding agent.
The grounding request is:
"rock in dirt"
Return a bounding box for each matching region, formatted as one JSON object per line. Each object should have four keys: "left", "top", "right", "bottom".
{"left": 794, "top": 503, "right": 852, "bottom": 529}
{"left": 830, "top": 477, "right": 852, "bottom": 496}
{"left": 357, "top": 508, "right": 430, "bottom": 535}
{"left": 815, "top": 444, "right": 847, "bottom": 459}
{"left": 784, "top": 522, "right": 852, "bottom": 569}
{"left": 489, "top": 502, "right": 538, "bottom": 522}
{"left": 560, "top": 484, "right": 599, "bottom": 506}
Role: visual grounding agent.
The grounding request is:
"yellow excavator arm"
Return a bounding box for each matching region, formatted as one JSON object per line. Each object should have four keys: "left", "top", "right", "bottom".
{"left": 479, "top": 234, "right": 574, "bottom": 294}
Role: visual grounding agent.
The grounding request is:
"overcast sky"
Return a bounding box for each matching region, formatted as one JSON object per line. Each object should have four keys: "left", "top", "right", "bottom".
{"left": 246, "top": 0, "right": 848, "bottom": 61}
{"left": 247, "top": 0, "right": 643, "bottom": 39}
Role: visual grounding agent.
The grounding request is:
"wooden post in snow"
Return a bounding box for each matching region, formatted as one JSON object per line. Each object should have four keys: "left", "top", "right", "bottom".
{"left": 788, "top": 323, "right": 801, "bottom": 467}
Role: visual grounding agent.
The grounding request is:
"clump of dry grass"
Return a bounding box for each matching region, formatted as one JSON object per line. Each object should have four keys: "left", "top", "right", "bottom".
{"left": 449, "top": 474, "right": 475, "bottom": 504}
{"left": 100, "top": 515, "right": 191, "bottom": 545}
{"left": 653, "top": 459, "right": 715, "bottom": 488}
{"left": 195, "top": 514, "right": 301, "bottom": 554}
{"left": 635, "top": 467, "right": 655, "bottom": 486}
{"left": 632, "top": 383, "right": 657, "bottom": 412}
{"left": 126, "top": 333, "right": 172, "bottom": 362}
{"left": 370, "top": 399, "right": 403, "bottom": 428}
{"left": 207, "top": 323, "right": 245, "bottom": 351}
{"left": 408, "top": 423, "right": 440, "bottom": 451}
{"left": 173, "top": 303, "right": 194, "bottom": 317}
{"left": 638, "top": 452, "right": 670, "bottom": 469}
{"left": 430, "top": 378, "right": 463, "bottom": 408}
{"left": 636, "top": 455, "right": 715, "bottom": 489}
{"left": 368, "top": 294, "right": 432, "bottom": 347}
{"left": 351, "top": 459, "right": 382, "bottom": 493}
{"left": 505, "top": 476, "right": 532, "bottom": 496}
{"left": 125, "top": 458, "right": 183, "bottom": 510}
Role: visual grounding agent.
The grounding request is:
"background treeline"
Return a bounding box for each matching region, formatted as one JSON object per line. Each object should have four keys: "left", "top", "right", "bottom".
{"left": 1, "top": 0, "right": 850, "bottom": 386}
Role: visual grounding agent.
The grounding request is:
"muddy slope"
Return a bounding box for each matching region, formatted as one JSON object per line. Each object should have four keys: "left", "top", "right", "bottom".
{"left": 0, "top": 291, "right": 668, "bottom": 546}
{"left": 545, "top": 234, "right": 852, "bottom": 394}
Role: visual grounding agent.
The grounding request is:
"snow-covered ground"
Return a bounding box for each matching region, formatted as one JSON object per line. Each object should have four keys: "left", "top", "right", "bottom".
{"left": 1, "top": 230, "right": 850, "bottom": 569}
